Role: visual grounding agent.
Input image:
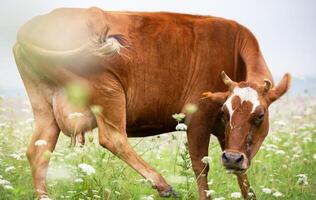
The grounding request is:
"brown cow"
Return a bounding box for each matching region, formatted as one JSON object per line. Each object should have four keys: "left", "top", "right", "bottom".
{"left": 13, "top": 7, "right": 290, "bottom": 200}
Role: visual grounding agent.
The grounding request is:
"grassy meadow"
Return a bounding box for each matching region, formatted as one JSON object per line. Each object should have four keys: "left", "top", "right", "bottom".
{"left": 0, "top": 94, "right": 315, "bottom": 200}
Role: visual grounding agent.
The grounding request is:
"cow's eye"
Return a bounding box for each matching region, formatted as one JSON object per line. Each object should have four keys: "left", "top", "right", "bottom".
{"left": 252, "top": 114, "right": 264, "bottom": 126}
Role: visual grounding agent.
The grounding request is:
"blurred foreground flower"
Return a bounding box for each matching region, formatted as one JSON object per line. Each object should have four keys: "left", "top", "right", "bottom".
{"left": 91, "top": 105, "right": 103, "bottom": 115}
{"left": 78, "top": 163, "right": 96, "bottom": 175}
{"left": 35, "top": 139, "right": 47, "bottom": 146}
{"left": 184, "top": 103, "right": 198, "bottom": 114}
{"left": 172, "top": 113, "right": 186, "bottom": 122}
{"left": 65, "top": 82, "right": 89, "bottom": 108}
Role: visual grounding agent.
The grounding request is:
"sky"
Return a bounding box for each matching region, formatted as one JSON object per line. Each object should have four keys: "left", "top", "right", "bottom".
{"left": 0, "top": 0, "right": 315, "bottom": 89}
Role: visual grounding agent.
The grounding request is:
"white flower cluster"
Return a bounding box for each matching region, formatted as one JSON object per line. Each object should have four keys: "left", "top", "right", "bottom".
{"left": 296, "top": 174, "right": 308, "bottom": 185}
{"left": 213, "top": 197, "right": 225, "bottom": 200}
{"left": 141, "top": 195, "right": 154, "bottom": 200}
{"left": 0, "top": 175, "right": 13, "bottom": 190}
{"left": 78, "top": 163, "right": 96, "bottom": 175}
{"left": 230, "top": 192, "right": 241, "bottom": 198}
{"left": 175, "top": 123, "right": 187, "bottom": 131}
{"left": 201, "top": 156, "right": 212, "bottom": 164}
{"left": 5, "top": 166, "right": 15, "bottom": 173}
{"left": 262, "top": 187, "right": 283, "bottom": 197}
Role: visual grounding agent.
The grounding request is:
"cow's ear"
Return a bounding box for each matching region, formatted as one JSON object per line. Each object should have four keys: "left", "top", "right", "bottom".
{"left": 267, "top": 73, "right": 291, "bottom": 103}
{"left": 201, "top": 91, "right": 229, "bottom": 104}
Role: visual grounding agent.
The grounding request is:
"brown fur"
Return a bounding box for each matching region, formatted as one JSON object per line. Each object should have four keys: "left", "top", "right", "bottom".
{"left": 13, "top": 7, "right": 290, "bottom": 200}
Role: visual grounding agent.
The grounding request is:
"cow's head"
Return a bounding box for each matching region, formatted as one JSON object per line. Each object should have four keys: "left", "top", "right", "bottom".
{"left": 203, "top": 71, "right": 291, "bottom": 173}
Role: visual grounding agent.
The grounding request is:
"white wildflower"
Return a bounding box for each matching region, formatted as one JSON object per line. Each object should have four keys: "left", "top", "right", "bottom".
{"left": 141, "top": 195, "right": 154, "bottom": 200}
{"left": 93, "top": 195, "right": 101, "bottom": 199}
{"left": 175, "top": 123, "right": 187, "bottom": 131}
{"left": 262, "top": 188, "right": 272, "bottom": 194}
{"left": 303, "top": 137, "right": 312, "bottom": 143}
{"left": 201, "top": 156, "right": 212, "bottom": 164}
{"left": 35, "top": 139, "right": 47, "bottom": 146}
{"left": 296, "top": 174, "right": 308, "bottom": 185}
{"left": 0, "top": 179, "right": 11, "bottom": 185}
{"left": 230, "top": 192, "right": 241, "bottom": 198}
{"left": 68, "top": 112, "right": 84, "bottom": 119}
{"left": 205, "top": 189, "right": 215, "bottom": 197}
{"left": 5, "top": 166, "right": 15, "bottom": 173}
{"left": 272, "top": 191, "right": 283, "bottom": 197}
{"left": 213, "top": 197, "right": 225, "bottom": 200}
{"left": 207, "top": 179, "right": 213, "bottom": 185}
{"left": 313, "top": 153, "right": 316, "bottom": 160}
{"left": 3, "top": 185, "right": 13, "bottom": 190}
{"left": 39, "top": 194, "right": 52, "bottom": 200}
{"left": 78, "top": 163, "right": 96, "bottom": 175}
{"left": 275, "top": 150, "right": 286, "bottom": 155}
{"left": 9, "top": 153, "right": 22, "bottom": 160}
{"left": 74, "top": 178, "right": 84, "bottom": 183}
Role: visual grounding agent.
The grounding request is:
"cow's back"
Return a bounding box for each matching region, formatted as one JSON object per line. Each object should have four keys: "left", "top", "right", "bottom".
{"left": 15, "top": 8, "right": 243, "bottom": 135}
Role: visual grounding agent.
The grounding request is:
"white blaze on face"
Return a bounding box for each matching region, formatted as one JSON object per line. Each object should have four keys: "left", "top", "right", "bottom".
{"left": 224, "top": 87, "right": 260, "bottom": 127}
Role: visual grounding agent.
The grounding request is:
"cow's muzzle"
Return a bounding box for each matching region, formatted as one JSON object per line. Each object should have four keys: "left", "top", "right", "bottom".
{"left": 221, "top": 151, "right": 248, "bottom": 173}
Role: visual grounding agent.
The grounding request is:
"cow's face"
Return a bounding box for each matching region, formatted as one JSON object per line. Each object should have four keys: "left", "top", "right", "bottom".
{"left": 202, "top": 71, "right": 291, "bottom": 174}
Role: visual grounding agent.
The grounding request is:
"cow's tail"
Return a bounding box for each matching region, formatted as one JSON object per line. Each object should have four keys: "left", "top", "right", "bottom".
{"left": 13, "top": 26, "right": 128, "bottom": 85}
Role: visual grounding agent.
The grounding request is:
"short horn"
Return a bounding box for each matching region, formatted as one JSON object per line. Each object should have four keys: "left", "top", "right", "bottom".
{"left": 263, "top": 79, "right": 272, "bottom": 92}
{"left": 221, "top": 71, "right": 236, "bottom": 90}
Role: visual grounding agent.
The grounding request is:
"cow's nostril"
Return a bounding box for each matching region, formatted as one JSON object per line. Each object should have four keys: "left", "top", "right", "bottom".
{"left": 235, "top": 154, "right": 244, "bottom": 164}
{"left": 221, "top": 152, "right": 229, "bottom": 163}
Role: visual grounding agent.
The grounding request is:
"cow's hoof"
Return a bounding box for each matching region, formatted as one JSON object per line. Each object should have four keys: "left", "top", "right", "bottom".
{"left": 159, "top": 186, "right": 179, "bottom": 198}
{"left": 246, "top": 188, "right": 257, "bottom": 200}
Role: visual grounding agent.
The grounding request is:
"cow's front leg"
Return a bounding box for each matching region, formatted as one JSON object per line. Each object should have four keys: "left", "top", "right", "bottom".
{"left": 236, "top": 173, "right": 256, "bottom": 199}
{"left": 26, "top": 119, "right": 60, "bottom": 199}
{"left": 187, "top": 102, "right": 217, "bottom": 200}
{"left": 95, "top": 114, "right": 176, "bottom": 197}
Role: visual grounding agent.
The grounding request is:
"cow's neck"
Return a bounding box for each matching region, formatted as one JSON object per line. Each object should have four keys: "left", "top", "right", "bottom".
{"left": 236, "top": 26, "right": 274, "bottom": 85}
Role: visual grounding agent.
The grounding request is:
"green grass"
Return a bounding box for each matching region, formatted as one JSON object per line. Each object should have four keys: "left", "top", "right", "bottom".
{"left": 0, "top": 96, "right": 315, "bottom": 199}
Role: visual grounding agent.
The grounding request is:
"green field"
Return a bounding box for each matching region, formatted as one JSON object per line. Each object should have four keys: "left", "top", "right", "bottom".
{"left": 0, "top": 95, "right": 315, "bottom": 200}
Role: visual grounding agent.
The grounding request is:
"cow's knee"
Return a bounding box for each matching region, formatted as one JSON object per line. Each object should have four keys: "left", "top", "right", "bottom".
{"left": 98, "top": 136, "right": 111, "bottom": 148}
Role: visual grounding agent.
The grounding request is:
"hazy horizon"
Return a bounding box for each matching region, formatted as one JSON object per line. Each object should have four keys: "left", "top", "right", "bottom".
{"left": 1, "top": 0, "right": 316, "bottom": 90}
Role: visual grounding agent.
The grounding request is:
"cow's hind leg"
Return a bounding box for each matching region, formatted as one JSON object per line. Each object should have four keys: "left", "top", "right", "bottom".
{"left": 93, "top": 91, "right": 176, "bottom": 197}
{"left": 14, "top": 48, "right": 60, "bottom": 199}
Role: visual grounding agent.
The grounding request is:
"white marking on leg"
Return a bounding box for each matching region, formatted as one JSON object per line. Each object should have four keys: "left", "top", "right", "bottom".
{"left": 224, "top": 87, "right": 260, "bottom": 127}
